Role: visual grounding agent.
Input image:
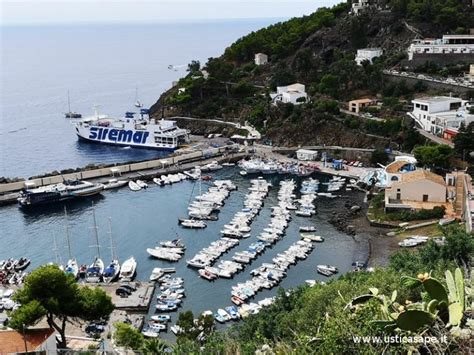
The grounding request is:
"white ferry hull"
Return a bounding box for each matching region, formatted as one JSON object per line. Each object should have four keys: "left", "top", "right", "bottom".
{"left": 76, "top": 133, "right": 176, "bottom": 151}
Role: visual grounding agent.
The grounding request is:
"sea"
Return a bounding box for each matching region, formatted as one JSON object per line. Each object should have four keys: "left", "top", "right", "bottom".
{"left": 0, "top": 21, "right": 369, "bottom": 334}
{"left": 1, "top": 20, "right": 279, "bottom": 178}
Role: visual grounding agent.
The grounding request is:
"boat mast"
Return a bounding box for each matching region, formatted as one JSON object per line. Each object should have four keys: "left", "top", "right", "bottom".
{"left": 67, "top": 90, "right": 71, "bottom": 113}
{"left": 107, "top": 217, "right": 117, "bottom": 261}
{"left": 64, "top": 206, "right": 72, "bottom": 260}
{"left": 92, "top": 208, "right": 101, "bottom": 258}
{"left": 52, "top": 232, "right": 63, "bottom": 266}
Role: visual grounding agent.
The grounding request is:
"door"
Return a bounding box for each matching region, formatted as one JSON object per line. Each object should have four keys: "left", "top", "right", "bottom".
{"left": 422, "top": 194, "right": 428, "bottom": 202}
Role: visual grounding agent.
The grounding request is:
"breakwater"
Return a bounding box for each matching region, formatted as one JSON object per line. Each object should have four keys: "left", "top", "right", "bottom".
{"left": 0, "top": 144, "right": 247, "bottom": 205}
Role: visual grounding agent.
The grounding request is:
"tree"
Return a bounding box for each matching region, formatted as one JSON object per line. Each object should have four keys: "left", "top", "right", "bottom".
{"left": 187, "top": 60, "right": 201, "bottom": 73}
{"left": 370, "top": 149, "right": 389, "bottom": 166}
{"left": 141, "top": 337, "right": 171, "bottom": 354}
{"left": 176, "top": 310, "right": 199, "bottom": 341}
{"left": 453, "top": 122, "right": 474, "bottom": 162}
{"left": 413, "top": 144, "right": 453, "bottom": 169}
{"left": 10, "top": 265, "right": 114, "bottom": 348}
{"left": 114, "top": 322, "right": 144, "bottom": 350}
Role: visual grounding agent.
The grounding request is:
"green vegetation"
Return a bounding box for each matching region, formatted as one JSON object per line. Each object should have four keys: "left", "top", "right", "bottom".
{"left": 114, "top": 323, "right": 171, "bottom": 353}
{"left": 390, "top": 0, "right": 473, "bottom": 32}
{"left": 224, "top": 3, "right": 349, "bottom": 62}
{"left": 9, "top": 265, "right": 114, "bottom": 348}
{"left": 370, "top": 149, "right": 389, "bottom": 166}
{"left": 413, "top": 144, "right": 454, "bottom": 169}
{"left": 158, "top": 226, "right": 474, "bottom": 354}
{"left": 385, "top": 206, "right": 446, "bottom": 222}
{"left": 453, "top": 122, "right": 474, "bottom": 163}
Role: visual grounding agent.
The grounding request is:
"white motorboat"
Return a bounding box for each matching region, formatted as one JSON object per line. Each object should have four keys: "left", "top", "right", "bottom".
{"left": 299, "top": 226, "right": 316, "bottom": 232}
{"left": 103, "top": 179, "right": 128, "bottom": 190}
{"left": 128, "top": 181, "right": 141, "bottom": 191}
{"left": 316, "top": 265, "right": 338, "bottom": 277}
{"left": 301, "top": 234, "right": 324, "bottom": 242}
{"left": 180, "top": 219, "right": 207, "bottom": 229}
{"left": 136, "top": 180, "right": 148, "bottom": 189}
{"left": 149, "top": 268, "right": 165, "bottom": 281}
{"left": 239, "top": 171, "right": 248, "bottom": 176}
{"left": 119, "top": 257, "right": 137, "bottom": 281}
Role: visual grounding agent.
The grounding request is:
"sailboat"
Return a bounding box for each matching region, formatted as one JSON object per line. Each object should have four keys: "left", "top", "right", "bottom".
{"left": 64, "top": 90, "right": 82, "bottom": 118}
{"left": 103, "top": 218, "right": 120, "bottom": 283}
{"left": 63, "top": 207, "right": 79, "bottom": 279}
{"left": 85, "top": 207, "right": 104, "bottom": 283}
{"left": 134, "top": 87, "right": 143, "bottom": 108}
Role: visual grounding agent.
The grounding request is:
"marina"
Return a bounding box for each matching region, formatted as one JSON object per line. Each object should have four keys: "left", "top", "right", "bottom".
{"left": 0, "top": 166, "right": 368, "bottom": 341}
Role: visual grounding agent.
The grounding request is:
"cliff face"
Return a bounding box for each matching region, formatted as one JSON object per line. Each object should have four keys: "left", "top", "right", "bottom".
{"left": 149, "top": 1, "right": 472, "bottom": 149}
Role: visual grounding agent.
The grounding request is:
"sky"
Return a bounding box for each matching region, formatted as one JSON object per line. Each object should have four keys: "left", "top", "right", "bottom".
{"left": 1, "top": 0, "right": 341, "bottom": 26}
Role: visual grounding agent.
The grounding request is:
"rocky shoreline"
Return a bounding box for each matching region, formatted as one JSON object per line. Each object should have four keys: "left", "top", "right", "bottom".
{"left": 325, "top": 190, "right": 398, "bottom": 268}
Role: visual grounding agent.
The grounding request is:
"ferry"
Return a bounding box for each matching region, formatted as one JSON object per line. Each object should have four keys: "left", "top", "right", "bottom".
{"left": 74, "top": 108, "right": 189, "bottom": 150}
{"left": 18, "top": 180, "right": 104, "bottom": 207}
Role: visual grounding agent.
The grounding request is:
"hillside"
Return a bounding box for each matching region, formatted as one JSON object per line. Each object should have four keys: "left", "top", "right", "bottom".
{"left": 149, "top": 0, "right": 473, "bottom": 150}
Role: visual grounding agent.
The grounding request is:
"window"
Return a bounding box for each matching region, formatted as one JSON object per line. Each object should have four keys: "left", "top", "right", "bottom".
{"left": 391, "top": 176, "right": 399, "bottom": 181}
{"left": 396, "top": 193, "right": 401, "bottom": 200}
{"left": 422, "top": 194, "right": 429, "bottom": 202}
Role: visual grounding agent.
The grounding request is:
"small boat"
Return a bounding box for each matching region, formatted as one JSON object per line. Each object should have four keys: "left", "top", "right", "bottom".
{"left": 103, "top": 179, "right": 128, "bottom": 190}
{"left": 14, "top": 258, "right": 30, "bottom": 271}
{"left": 119, "top": 257, "right": 137, "bottom": 281}
{"left": 225, "top": 306, "right": 240, "bottom": 320}
{"left": 149, "top": 268, "right": 165, "bottom": 282}
{"left": 142, "top": 325, "right": 161, "bottom": 338}
{"left": 160, "top": 239, "right": 185, "bottom": 249}
{"left": 128, "top": 181, "right": 142, "bottom": 191}
{"left": 231, "top": 295, "right": 244, "bottom": 306}
{"left": 316, "top": 265, "right": 338, "bottom": 277}
{"left": 103, "top": 259, "right": 120, "bottom": 283}
{"left": 156, "top": 302, "right": 178, "bottom": 312}
{"left": 201, "top": 175, "right": 213, "bottom": 181}
{"left": 85, "top": 257, "right": 104, "bottom": 283}
{"left": 150, "top": 314, "right": 171, "bottom": 323}
{"left": 64, "top": 258, "right": 79, "bottom": 279}
{"left": 136, "top": 180, "right": 148, "bottom": 189}
{"left": 216, "top": 308, "right": 231, "bottom": 323}
{"left": 301, "top": 234, "right": 324, "bottom": 242}
{"left": 222, "top": 162, "right": 235, "bottom": 167}
{"left": 180, "top": 219, "right": 207, "bottom": 229}
{"left": 198, "top": 269, "right": 217, "bottom": 281}
{"left": 299, "top": 226, "right": 316, "bottom": 232}
{"left": 239, "top": 171, "right": 247, "bottom": 176}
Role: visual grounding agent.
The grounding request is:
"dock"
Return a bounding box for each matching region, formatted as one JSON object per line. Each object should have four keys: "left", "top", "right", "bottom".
{"left": 99, "top": 282, "right": 156, "bottom": 312}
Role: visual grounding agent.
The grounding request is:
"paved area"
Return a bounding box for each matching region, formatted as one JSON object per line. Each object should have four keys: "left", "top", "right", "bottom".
{"left": 415, "top": 128, "right": 454, "bottom": 147}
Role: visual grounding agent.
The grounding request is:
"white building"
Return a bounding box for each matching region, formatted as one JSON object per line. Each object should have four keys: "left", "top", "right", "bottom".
{"left": 410, "top": 96, "right": 474, "bottom": 136}
{"left": 350, "top": 0, "right": 370, "bottom": 15}
{"left": 296, "top": 149, "right": 318, "bottom": 161}
{"left": 254, "top": 53, "right": 268, "bottom": 66}
{"left": 355, "top": 48, "right": 383, "bottom": 65}
{"left": 408, "top": 34, "right": 474, "bottom": 60}
{"left": 270, "top": 83, "right": 308, "bottom": 105}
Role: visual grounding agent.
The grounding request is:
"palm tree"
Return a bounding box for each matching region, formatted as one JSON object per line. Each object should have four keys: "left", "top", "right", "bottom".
{"left": 141, "top": 338, "right": 171, "bottom": 354}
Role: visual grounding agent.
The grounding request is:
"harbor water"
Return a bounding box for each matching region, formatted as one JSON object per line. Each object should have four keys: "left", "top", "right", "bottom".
{"left": 0, "top": 20, "right": 276, "bottom": 178}
{"left": 0, "top": 168, "right": 369, "bottom": 329}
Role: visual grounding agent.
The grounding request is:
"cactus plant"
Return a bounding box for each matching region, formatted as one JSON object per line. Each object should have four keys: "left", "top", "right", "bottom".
{"left": 347, "top": 268, "right": 466, "bottom": 332}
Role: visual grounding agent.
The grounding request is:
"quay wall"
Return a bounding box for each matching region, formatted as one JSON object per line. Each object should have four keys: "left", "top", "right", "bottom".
{"left": 0, "top": 147, "right": 230, "bottom": 194}
{"left": 382, "top": 73, "right": 470, "bottom": 94}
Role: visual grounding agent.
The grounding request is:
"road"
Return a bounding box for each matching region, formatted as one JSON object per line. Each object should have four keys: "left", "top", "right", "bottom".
{"left": 169, "top": 116, "right": 261, "bottom": 139}
{"left": 340, "top": 108, "right": 385, "bottom": 122}
{"left": 415, "top": 128, "right": 454, "bottom": 147}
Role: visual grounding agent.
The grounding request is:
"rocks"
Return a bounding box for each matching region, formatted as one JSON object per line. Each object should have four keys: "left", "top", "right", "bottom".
{"left": 350, "top": 205, "right": 361, "bottom": 212}
{"left": 0, "top": 176, "right": 25, "bottom": 184}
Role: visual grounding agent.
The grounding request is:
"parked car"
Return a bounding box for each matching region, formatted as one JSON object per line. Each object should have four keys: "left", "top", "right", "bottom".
{"left": 116, "top": 287, "right": 132, "bottom": 297}
{"left": 85, "top": 323, "right": 105, "bottom": 334}
{"left": 119, "top": 284, "right": 137, "bottom": 292}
